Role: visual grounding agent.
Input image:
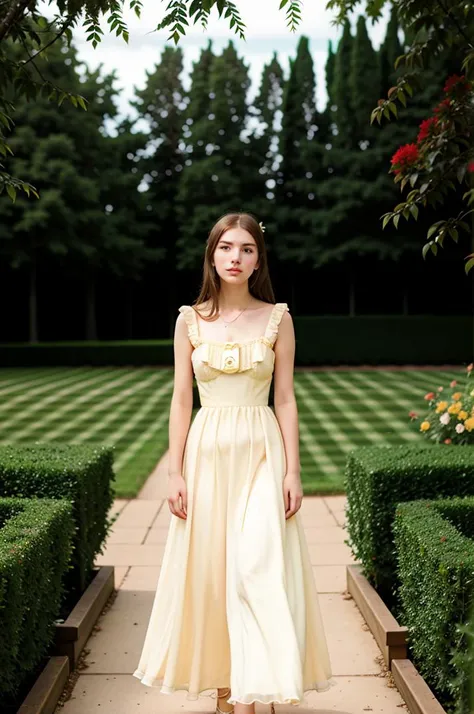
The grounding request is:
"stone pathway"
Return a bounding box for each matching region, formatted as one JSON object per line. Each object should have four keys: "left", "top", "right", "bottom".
{"left": 58, "top": 455, "right": 408, "bottom": 714}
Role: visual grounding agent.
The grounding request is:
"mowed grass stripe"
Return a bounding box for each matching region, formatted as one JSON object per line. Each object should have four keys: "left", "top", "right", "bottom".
{"left": 0, "top": 367, "right": 87, "bottom": 397}
{"left": 0, "top": 367, "right": 115, "bottom": 414}
{"left": 382, "top": 368, "right": 462, "bottom": 396}
{"left": 74, "top": 371, "right": 171, "bottom": 445}
{"left": 41, "top": 371, "right": 163, "bottom": 442}
{"left": 113, "top": 378, "right": 174, "bottom": 470}
{"left": 309, "top": 372, "right": 385, "bottom": 444}
{"left": 0, "top": 369, "right": 139, "bottom": 443}
{"left": 0, "top": 367, "right": 114, "bottom": 417}
{"left": 328, "top": 371, "right": 419, "bottom": 441}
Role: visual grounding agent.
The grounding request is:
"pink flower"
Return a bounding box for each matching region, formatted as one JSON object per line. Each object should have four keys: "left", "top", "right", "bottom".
{"left": 450, "top": 380, "right": 457, "bottom": 387}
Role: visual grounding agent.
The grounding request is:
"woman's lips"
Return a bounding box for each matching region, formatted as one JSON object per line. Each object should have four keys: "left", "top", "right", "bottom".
{"left": 227, "top": 268, "right": 242, "bottom": 273}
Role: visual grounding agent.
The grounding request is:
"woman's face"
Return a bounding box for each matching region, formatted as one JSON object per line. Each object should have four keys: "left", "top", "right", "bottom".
{"left": 212, "top": 227, "right": 259, "bottom": 284}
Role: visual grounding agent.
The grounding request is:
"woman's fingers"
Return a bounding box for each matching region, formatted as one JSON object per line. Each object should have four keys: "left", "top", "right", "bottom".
{"left": 285, "top": 489, "right": 303, "bottom": 519}
{"left": 168, "top": 491, "right": 187, "bottom": 520}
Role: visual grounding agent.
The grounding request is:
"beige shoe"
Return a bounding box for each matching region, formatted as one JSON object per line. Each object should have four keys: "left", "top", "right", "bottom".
{"left": 216, "top": 687, "right": 234, "bottom": 714}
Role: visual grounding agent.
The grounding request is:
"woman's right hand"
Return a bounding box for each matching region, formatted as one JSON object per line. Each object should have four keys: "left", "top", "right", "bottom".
{"left": 167, "top": 474, "right": 188, "bottom": 520}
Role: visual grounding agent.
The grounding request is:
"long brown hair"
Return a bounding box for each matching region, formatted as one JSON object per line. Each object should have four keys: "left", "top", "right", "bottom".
{"left": 193, "top": 212, "right": 275, "bottom": 321}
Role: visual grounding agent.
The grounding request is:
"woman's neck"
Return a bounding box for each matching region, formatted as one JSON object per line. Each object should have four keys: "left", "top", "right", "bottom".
{"left": 218, "top": 285, "right": 254, "bottom": 311}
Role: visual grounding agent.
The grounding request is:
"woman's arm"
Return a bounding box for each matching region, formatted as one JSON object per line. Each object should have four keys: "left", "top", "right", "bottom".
{"left": 167, "top": 312, "right": 194, "bottom": 519}
{"left": 273, "top": 310, "right": 303, "bottom": 518}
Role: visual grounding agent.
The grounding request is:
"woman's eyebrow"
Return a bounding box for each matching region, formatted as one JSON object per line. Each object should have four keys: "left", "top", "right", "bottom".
{"left": 218, "top": 240, "right": 256, "bottom": 247}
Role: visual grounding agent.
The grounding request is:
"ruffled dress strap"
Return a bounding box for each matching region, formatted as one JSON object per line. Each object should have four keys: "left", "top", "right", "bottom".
{"left": 264, "top": 302, "right": 290, "bottom": 347}
{"left": 178, "top": 305, "right": 201, "bottom": 348}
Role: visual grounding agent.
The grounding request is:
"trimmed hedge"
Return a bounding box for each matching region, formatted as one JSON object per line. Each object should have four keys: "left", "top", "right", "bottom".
{"left": 0, "top": 497, "right": 74, "bottom": 700}
{"left": 0, "top": 443, "right": 115, "bottom": 595}
{"left": 394, "top": 496, "right": 474, "bottom": 714}
{"left": 0, "top": 315, "right": 471, "bottom": 365}
{"left": 344, "top": 443, "right": 474, "bottom": 603}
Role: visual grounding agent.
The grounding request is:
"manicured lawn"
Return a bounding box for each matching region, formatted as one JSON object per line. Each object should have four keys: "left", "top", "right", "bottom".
{"left": 0, "top": 366, "right": 173, "bottom": 498}
{"left": 295, "top": 367, "right": 462, "bottom": 493}
{"left": 0, "top": 366, "right": 460, "bottom": 497}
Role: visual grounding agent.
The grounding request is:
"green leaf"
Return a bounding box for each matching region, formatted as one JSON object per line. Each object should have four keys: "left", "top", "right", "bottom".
{"left": 382, "top": 214, "right": 392, "bottom": 229}
{"left": 393, "top": 214, "right": 400, "bottom": 229}
{"left": 448, "top": 227, "right": 459, "bottom": 243}
{"left": 465, "top": 258, "right": 474, "bottom": 275}
{"left": 6, "top": 184, "right": 16, "bottom": 202}
{"left": 410, "top": 204, "right": 419, "bottom": 220}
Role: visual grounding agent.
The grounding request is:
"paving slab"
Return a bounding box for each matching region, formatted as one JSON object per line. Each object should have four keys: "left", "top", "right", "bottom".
{"left": 58, "top": 673, "right": 405, "bottom": 714}
{"left": 106, "top": 527, "right": 148, "bottom": 545}
{"left": 307, "top": 543, "right": 357, "bottom": 566}
{"left": 119, "top": 566, "right": 161, "bottom": 591}
{"left": 113, "top": 500, "right": 164, "bottom": 529}
{"left": 319, "top": 594, "right": 382, "bottom": 676}
{"left": 312, "top": 566, "right": 347, "bottom": 593}
{"left": 95, "top": 543, "right": 165, "bottom": 567}
{"left": 303, "top": 526, "right": 347, "bottom": 544}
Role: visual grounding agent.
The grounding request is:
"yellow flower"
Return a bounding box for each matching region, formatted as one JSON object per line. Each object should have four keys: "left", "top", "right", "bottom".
{"left": 435, "top": 401, "right": 448, "bottom": 413}
{"left": 448, "top": 402, "right": 462, "bottom": 414}
{"left": 452, "top": 391, "right": 463, "bottom": 401}
{"left": 420, "top": 421, "right": 431, "bottom": 432}
{"left": 465, "top": 417, "right": 474, "bottom": 432}
{"left": 458, "top": 410, "right": 469, "bottom": 420}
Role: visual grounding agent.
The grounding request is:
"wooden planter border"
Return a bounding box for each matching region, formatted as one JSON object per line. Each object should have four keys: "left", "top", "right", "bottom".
{"left": 53, "top": 565, "right": 114, "bottom": 669}
{"left": 16, "top": 656, "right": 69, "bottom": 714}
{"left": 346, "top": 564, "right": 447, "bottom": 714}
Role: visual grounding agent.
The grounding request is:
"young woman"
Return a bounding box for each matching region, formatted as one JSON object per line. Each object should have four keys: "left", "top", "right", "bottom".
{"left": 133, "top": 213, "right": 334, "bottom": 712}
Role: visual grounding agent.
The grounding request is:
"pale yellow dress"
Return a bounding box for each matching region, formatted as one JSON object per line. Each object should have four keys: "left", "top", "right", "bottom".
{"left": 133, "top": 303, "right": 335, "bottom": 706}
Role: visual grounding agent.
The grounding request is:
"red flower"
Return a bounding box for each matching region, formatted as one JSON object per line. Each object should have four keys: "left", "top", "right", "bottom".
{"left": 424, "top": 391, "right": 435, "bottom": 401}
{"left": 444, "top": 74, "right": 472, "bottom": 94}
{"left": 468, "top": 162, "right": 474, "bottom": 173}
{"left": 444, "top": 438, "right": 452, "bottom": 445}
{"left": 434, "top": 98, "right": 451, "bottom": 115}
{"left": 417, "top": 117, "right": 437, "bottom": 143}
{"left": 408, "top": 410, "right": 418, "bottom": 419}
{"left": 391, "top": 143, "right": 419, "bottom": 174}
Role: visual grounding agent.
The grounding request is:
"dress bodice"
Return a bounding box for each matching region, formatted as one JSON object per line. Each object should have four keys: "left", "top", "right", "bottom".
{"left": 178, "top": 303, "right": 289, "bottom": 407}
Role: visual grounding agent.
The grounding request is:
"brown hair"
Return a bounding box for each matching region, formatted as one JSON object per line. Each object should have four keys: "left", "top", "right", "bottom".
{"left": 193, "top": 212, "right": 275, "bottom": 321}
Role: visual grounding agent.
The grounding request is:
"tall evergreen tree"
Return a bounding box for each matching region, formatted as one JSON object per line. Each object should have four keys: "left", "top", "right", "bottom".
{"left": 176, "top": 41, "right": 251, "bottom": 269}
{"left": 331, "top": 20, "right": 354, "bottom": 150}
{"left": 275, "top": 36, "right": 326, "bottom": 266}
{"left": 132, "top": 45, "right": 188, "bottom": 330}
{"left": 242, "top": 52, "right": 285, "bottom": 237}
{"left": 0, "top": 28, "right": 155, "bottom": 341}
{"left": 349, "top": 16, "right": 380, "bottom": 147}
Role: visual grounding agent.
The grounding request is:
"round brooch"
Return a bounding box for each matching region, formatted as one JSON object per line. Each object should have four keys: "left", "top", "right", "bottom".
{"left": 221, "top": 345, "right": 240, "bottom": 373}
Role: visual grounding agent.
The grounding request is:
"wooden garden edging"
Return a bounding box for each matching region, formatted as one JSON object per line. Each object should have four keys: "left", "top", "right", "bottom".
{"left": 346, "top": 564, "right": 447, "bottom": 714}
{"left": 53, "top": 565, "right": 115, "bottom": 668}
{"left": 16, "top": 656, "right": 69, "bottom": 714}
{"left": 16, "top": 565, "right": 114, "bottom": 713}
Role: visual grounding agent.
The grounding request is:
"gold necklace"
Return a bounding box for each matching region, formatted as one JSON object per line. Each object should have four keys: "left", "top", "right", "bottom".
{"left": 219, "top": 300, "right": 251, "bottom": 329}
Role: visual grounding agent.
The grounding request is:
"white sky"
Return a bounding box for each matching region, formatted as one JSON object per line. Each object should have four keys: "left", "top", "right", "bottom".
{"left": 42, "top": 0, "right": 390, "bottom": 120}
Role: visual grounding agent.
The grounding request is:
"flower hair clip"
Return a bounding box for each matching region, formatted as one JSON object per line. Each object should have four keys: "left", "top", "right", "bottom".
{"left": 259, "top": 221, "right": 266, "bottom": 233}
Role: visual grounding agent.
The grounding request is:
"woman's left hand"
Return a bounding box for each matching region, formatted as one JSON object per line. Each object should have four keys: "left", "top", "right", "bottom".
{"left": 283, "top": 472, "right": 303, "bottom": 519}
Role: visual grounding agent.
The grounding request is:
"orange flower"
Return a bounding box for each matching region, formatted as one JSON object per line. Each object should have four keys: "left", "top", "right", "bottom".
{"left": 444, "top": 438, "right": 452, "bottom": 445}
{"left": 424, "top": 392, "right": 435, "bottom": 401}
